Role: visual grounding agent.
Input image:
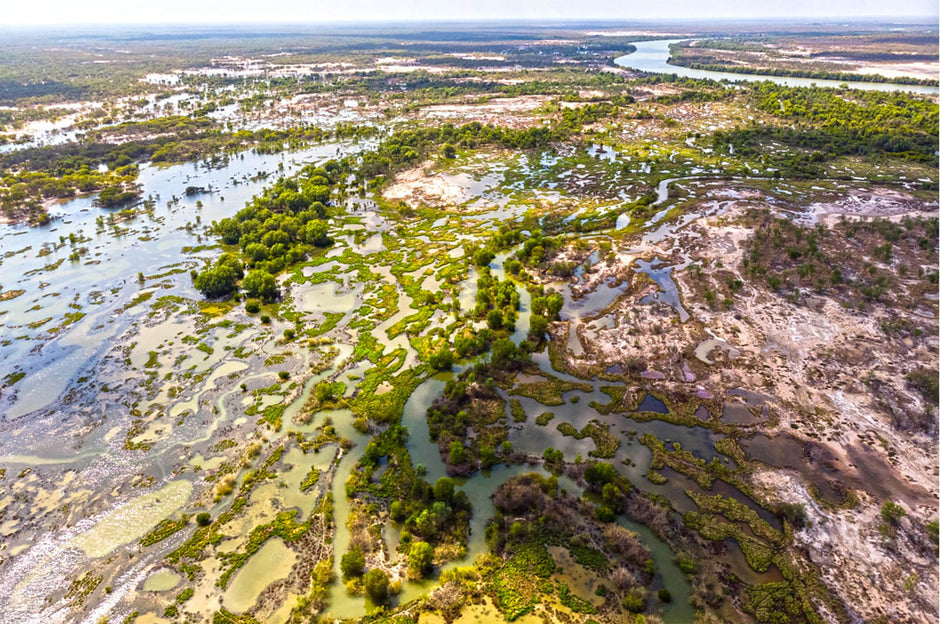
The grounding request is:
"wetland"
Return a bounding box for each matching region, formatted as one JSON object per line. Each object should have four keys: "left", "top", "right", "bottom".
{"left": 0, "top": 17, "right": 937, "bottom": 624}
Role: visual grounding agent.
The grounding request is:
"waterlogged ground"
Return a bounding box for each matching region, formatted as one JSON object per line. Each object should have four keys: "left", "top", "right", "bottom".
{"left": 0, "top": 37, "right": 938, "bottom": 624}
{"left": 0, "top": 140, "right": 697, "bottom": 623}
{"left": 0, "top": 130, "right": 937, "bottom": 624}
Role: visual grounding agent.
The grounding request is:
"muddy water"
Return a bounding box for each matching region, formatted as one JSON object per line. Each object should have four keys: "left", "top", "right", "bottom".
{"left": 638, "top": 394, "right": 668, "bottom": 414}
{"left": 722, "top": 539, "right": 784, "bottom": 585}
{"left": 742, "top": 433, "right": 933, "bottom": 508}
{"left": 142, "top": 569, "right": 182, "bottom": 592}
{"left": 617, "top": 516, "right": 695, "bottom": 623}
{"left": 324, "top": 409, "right": 372, "bottom": 619}
{"left": 740, "top": 433, "right": 844, "bottom": 505}
{"left": 401, "top": 375, "right": 451, "bottom": 480}
{"left": 635, "top": 258, "right": 691, "bottom": 322}
{"left": 393, "top": 352, "right": 703, "bottom": 620}
{"left": 0, "top": 142, "right": 372, "bottom": 624}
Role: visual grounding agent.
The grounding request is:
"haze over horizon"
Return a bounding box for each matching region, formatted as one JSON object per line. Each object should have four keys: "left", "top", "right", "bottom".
{"left": 2, "top": 0, "right": 937, "bottom": 27}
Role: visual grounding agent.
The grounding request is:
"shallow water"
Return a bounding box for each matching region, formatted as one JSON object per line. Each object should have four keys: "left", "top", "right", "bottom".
{"left": 0, "top": 142, "right": 358, "bottom": 420}
{"left": 616, "top": 516, "right": 694, "bottom": 623}
{"left": 635, "top": 258, "right": 691, "bottom": 322}
{"left": 142, "top": 569, "right": 182, "bottom": 592}
{"left": 0, "top": 130, "right": 832, "bottom": 624}
{"left": 222, "top": 538, "right": 296, "bottom": 613}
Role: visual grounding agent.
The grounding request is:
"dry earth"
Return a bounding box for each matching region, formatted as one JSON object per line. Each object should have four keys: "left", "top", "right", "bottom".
{"left": 556, "top": 187, "right": 939, "bottom": 623}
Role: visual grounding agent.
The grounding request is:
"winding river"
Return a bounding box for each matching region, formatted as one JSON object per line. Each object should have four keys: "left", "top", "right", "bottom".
{"left": 615, "top": 39, "right": 939, "bottom": 95}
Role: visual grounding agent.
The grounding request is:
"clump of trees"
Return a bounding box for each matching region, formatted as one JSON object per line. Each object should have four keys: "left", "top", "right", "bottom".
{"left": 528, "top": 288, "right": 564, "bottom": 344}
{"left": 474, "top": 268, "right": 520, "bottom": 332}
{"left": 426, "top": 339, "right": 530, "bottom": 475}
{"left": 344, "top": 422, "right": 472, "bottom": 585}
{"left": 194, "top": 161, "right": 344, "bottom": 301}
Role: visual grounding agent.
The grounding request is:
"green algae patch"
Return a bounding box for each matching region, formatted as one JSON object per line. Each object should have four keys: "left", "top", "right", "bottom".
{"left": 556, "top": 420, "right": 620, "bottom": 458}
{"left": 491, "top": 543, "right": 555, "bottom": 621}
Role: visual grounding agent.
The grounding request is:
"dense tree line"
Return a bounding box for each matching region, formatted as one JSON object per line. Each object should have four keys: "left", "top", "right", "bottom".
{"left": 711, "top": 83, "right": 939, "bottom": 173}
{"left": 194, "top": 162, "right": 344, "bottom": 300}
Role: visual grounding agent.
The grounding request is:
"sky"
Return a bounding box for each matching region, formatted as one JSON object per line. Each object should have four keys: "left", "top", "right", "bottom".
{"left": 2, "top": 0, "right": 937, "bottom": 25}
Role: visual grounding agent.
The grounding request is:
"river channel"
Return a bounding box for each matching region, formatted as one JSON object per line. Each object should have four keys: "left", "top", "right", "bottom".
{"left": 615, "top": 39, "right": 940, "bottom": 95}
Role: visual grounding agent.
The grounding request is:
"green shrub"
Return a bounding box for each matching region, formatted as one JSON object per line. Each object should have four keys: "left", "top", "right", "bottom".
{"left": 881, "top": 501, "right": 906, "bottom": 525}
{"left": 340, "top": 548, "right": 365, "bottom": 580}
{"left": 363, "top": 568, "right": 389, "bottom": 603}
{"left": 622, "top": 589, "right": 646, "bottom": 613}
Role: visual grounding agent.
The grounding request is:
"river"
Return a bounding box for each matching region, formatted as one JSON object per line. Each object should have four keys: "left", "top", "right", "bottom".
{"left": 615, "top": 39, "right": 939, "bottom": 96}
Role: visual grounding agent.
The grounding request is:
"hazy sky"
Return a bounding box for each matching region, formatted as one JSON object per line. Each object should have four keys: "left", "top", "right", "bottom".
{"left": 3, "top": 0, "right": 937, "bottom": 25}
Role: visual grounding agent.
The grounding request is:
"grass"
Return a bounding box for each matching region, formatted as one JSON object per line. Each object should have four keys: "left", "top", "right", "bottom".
{"left": 556, "top": 420, "right": 620, "bottom": 458}
{"left": 510, "top": 398, "right": 527, "bottom": 423}
{"left": 510, "top": 377, "right": 591, "bottom": 406}
{"left": 140, "top": 517, "right": 189, "bottom": 547}
{"left": 491, "top": 543, "right": 555, "bottom": 621}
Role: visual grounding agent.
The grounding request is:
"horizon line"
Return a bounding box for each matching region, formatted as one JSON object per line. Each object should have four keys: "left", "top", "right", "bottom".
{"left": 1, "top": 15, "right": 938, "bottom": 29}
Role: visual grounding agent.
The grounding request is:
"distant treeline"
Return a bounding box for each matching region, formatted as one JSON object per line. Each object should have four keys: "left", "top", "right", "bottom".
{"left": 358, "top": 103, "right": 627, "bottom": 179}
{"left": 711, "top": 82, "right": 939, "bottom": 176}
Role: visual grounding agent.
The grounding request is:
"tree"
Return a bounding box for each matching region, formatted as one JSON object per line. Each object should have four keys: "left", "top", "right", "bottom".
{"left": 95, "top": 184, "right": 138, "bottom": 207}
{"left": 429, "top": 346, "right": 454, "bottom": 371}
{"left": 244, "top": 242, "right": 268, "bottom": 263}
{"left": 474, "top": 249, "right": 495, "bottom": 267}
{"left": 773, "top": 502, "right": 807, "bottom": 528}
{"left": 882, "top": 501, "right": 907, "bottom": 525}
{"left": 602, "top": 482, "right": 624, "bottom": 512}
{"left": 528, "top": 315, "right": 548, "bottom": 342}
{"left": 433, "top": 477, "right": 455, "bottom": 503}
{"left": 194, "top": 265, "right": 238, "bottom": 299}
{"left": 390, "top": 501, "right": 406, "bottom": 522}
{"left": 408, "top": 541, "right": 434, "bottom": 577}
{"left": 491, "top": 337, "right": 527, "bottom": 370}
{"left": 340, "top": 547, "right": 365, "bottom": 580}
{"left": 448, "top": 441, "right": 467, "bottom": 465}
{"left": 306, "top": 219, "right": 332, "bottom": 247}
{"left": 544, "top": 292, "right": 564, "bottom": 320}
{"left": 243, "top": 269, "right": 279, "bottom": 302}
{"left": 584, "top": 462, "right": 617, "bottom": 486}
{"left": 363, "top": 568, "right": 389, "bottom": 603}
{"left": 216, "top": 252, "right": 244, "bottom": 279}
{"left": 486, "top": 309, "right": 504, "bottom": 330}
